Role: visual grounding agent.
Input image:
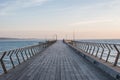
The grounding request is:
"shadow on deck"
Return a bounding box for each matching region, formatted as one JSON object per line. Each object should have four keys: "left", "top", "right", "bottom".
{"left": 0, "top": 41, "right": 115, "bottom": 80}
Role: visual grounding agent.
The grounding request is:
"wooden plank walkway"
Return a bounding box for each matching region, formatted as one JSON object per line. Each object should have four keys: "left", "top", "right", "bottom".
{"left": 0, "top": 41, "right": 114, "bottom": 80}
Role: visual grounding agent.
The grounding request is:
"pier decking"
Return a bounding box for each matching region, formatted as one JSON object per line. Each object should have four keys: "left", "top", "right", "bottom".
{"left": 0, "top": 41, "right": 114, "bottom": 80}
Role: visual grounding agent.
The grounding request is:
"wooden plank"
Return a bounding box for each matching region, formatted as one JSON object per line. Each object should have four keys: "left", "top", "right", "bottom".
{"left": 0, "top": 41, "right": 115, "bottom": 80}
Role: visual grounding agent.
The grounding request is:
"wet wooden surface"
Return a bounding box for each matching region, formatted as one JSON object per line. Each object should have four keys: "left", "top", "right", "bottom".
{"left": 0, "top": 41, "right": 114, "bottom": 80}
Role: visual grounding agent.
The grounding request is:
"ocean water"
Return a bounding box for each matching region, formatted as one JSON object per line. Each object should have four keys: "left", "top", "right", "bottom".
{"left": 0, "top": 39, "right": 44, "bottom": 74}
{"left": 78, "top": 39, "right": 120, "bottom": 44}
{"left": 0, "top": 40, "right": 42, "bottom": 52}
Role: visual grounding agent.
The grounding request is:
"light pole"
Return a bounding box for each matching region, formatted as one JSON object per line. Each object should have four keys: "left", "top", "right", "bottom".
{"left": 53, "top": 34, "right": 57, "bottom": 41}
{"left": 55, "top": 34, "right": 57, "bottom": 41}
{"left": 73, "top": 30, "right": 75, "bottom": 41}
{"left": 65, "top": 35, "right": 67, "bottom": 40}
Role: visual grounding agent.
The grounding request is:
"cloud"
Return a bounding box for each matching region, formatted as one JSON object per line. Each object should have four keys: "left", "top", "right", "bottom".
{"left": 67, "top": 0, "right": 120, "bottom": 26}
{"left": 53, "top": 0, "right": 120, "bottom": 12}
{"left": 0, "top": 0, "right": 49, "bottom": 16}
{"left": 70, "top": 19, "right": 113, "bottom": 26}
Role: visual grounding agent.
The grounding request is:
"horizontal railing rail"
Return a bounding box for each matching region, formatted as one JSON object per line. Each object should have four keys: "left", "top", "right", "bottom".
{"left": 0, "top": 40, "right": 56, "bottom": 74}
{"left": 64, "top": 40, "right": 120, "bottom": 67}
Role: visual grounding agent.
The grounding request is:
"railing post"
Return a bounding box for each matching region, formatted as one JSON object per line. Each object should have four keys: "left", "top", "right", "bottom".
{"left": 81, "top": 43, "right": 83, "bottom": 50}
{"left": 95, "top": 44, "right": 100, "bottom": 57}
{"left": 113, "top": 45, "right": 120, "bottom": 66}
{"left": 79, "top": 42, "right": 81, "bottom": 49}
{"left": 109, "top": 45, "right": 114, "bottom": 50}
{"left": 100, "top": 44, "right": 105, "bottom": 59}
{"left": 10, "top": 50, "right": 16, "bottom": 68}
{"left": 84, "top": 43, "right": 86, "bottom": 51}
{"left": 0, "top": 52, "right": 7, "bottom": 74}
{"left": 32, "top": 47, "right": 36, "bottom": 55}
{"left": 83, "top": 43, "right": 86, "bottom": 50}
{"left": 36, "top": 47, "right": 39, "bottom": 53}
{"left": 20, "top": 49, "right": 25, "bottom": 62}
{"left": 35, "top": 46, "right": 39, "bottom": 53}
{"left": 7, "top": 50, "right": 12, "bottom": 56}
{"left": 81, "top": 43, "right": 84, "bottom": 50}
{"left": 33, "top": 47, "right": 36, "bottom": 55}
{"left": 31, "top": 48, "right": 34, "bottom": 56}
{"left": 92, "top": 44, "right": 96, "bottom": 55}
{"left": 39, "top": 45, "right": 42, "bottom": 52}
{"left": 28, "top": 49, "right": 32, "bottom": 57}
{"left": 24, "top": 49, "right": 29, "bottom": 59}
{"left": 89, "top": 45, "right": 92, "bottom": 54}
{"left": 105, "top": 44, "right": 111, "bottom": 62}
{"left": 86, "top": 44, "right": 90, "bottom": 53}
{"left": 43, "top": 43, "right": 46, "bottom": 48}
{"left": 35, "top": 47, "right": 37, "bottom": 54}
{"left": 16, "top": 49, "right": 21, "bottom": 64}
{"left": 84, "top": 43, "right": 87, "bottom": 52}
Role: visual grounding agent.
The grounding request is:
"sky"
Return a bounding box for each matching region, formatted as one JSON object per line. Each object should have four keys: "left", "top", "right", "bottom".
{"left": 0, "top": 0, "right": 120, "bottom": 39}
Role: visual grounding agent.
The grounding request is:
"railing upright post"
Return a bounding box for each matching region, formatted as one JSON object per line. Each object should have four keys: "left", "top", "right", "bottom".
{"left": 83, "top": 43, "right": 86, "bottom": 50}
{"left": 33, "top": 47, "right": 36, "bottom": 55}
{"left": 92, "top": 44, "right": 96, "bottom": 55}
{"left": 109, "top": 45, "right": 114, "bottom": 50}
{"left": 39, "top": 45, "right": 42, "bottom": 52}
{"left": 78, "top": 43, "right": 81, "bottom": 49}
{"left": 113, "top": 45, "right": 120, "bottom": 66}
{"left": 82, "top": 43, "right": 84, "bottom": 50}
{"left": 16, "top": 49, "right": 21, "bottom": 64}
{"left": 84, "top": 43, "right": 86, "bottom": 51}
{"left": 24, "top": 49, "right": 29, "bottom": 59}
{"left": 10, "top": 50, "right": 16, "bottom": 68}
{"left": 86, "top": 44, "right": 90, "bottom": 53}
{"left": 37, "top": 47, "right": 39, "bottom": 52}
{"left": 31, "top": 48, "right": 34, "bottom": 56}
{"left": 37, "top": 47, "right": 39, "bottom": 53}
{"left": 20, "top": 49, "right": 25, "bottom": 62}
{"left": 105, "top": 44, "right": 111, "bottom": 62}
{"left": 43, "top": 43, "right": 46, "bottom": 48}
{"left": 95, "top": 44, "right": 100, "bottom": 57}
{"left": 100, "top": 44, "right": 105, "bottom": 59}
{"left": 28, "top": 49, "right": 32, "bottom": 58}
{"left": 89, "top": 44, "right": 92, "bottom": 54}
{"left": 0, "top": 51, "right": 7, "bottom": 74}
{"left": 84, "top": 43, "right": 87, "bottom": 52}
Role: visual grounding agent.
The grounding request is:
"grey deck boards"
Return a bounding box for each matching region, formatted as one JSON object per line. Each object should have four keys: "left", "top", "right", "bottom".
{"left": 0, "top": 41, "right": 114, "bottom": 80}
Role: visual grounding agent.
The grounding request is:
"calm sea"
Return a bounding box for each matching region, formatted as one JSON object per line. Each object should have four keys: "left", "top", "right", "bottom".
{"left": 78, "top": 39, "right": 120, "bottom": 44}
{"left": 0, "top": 40, "right": 43, "bottom": 52}
{"left": 0, "top": 39, "right": 45, "bottom": 74}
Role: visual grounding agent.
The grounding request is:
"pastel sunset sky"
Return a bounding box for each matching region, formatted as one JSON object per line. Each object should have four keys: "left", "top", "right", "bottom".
{"left": 0, "top": 0, "right": 120, "bottom": 39}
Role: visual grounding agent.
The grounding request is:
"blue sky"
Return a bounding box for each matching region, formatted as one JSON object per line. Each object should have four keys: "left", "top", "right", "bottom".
{"left": 0, "top": 0, "right": 120, "bottom": 39}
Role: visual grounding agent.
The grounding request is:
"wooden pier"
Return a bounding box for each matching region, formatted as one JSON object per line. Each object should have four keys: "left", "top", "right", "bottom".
{"left": 0, "top": 41, "right": 115, "bottom": 80}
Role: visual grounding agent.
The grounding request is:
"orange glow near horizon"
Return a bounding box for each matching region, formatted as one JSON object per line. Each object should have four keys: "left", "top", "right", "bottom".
{"left": 0, "top": 27, "right": 120, "bottom": 39}
{"left": 0, "top": 0, "right": 120, "bottom": 40}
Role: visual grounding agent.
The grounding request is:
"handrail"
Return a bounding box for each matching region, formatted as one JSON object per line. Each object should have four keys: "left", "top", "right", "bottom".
{"left": 64, "top": 40, "right": 120, "bottom": 67}
{"left": 0, "top": 40, "right": 56, "bottom": 74}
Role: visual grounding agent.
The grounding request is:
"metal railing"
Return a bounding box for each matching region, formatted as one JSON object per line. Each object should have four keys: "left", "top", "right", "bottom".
{"left": 64, "top": 40, "right": 120, "bottom": 67}
{"left": 0, "top": 40, "right": 56, "bottom": 74}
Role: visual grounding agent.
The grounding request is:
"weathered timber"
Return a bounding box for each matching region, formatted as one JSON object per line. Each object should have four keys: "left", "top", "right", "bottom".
{"left": 0, "top": 41, "right": 114, "bottom": 80}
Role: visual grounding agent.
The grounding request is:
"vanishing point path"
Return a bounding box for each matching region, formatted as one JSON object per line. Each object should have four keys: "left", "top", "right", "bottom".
{"left": 0, "top": 41, "right": 114, "bottom": 80}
